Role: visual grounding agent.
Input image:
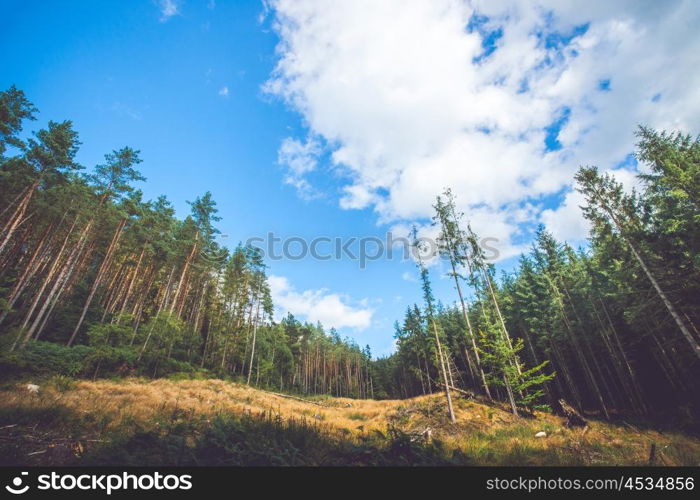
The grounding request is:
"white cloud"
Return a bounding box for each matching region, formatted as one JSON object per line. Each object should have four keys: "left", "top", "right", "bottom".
{"left": 540, "top": 189, "right": 590, "bottom": 243}
{"left": 218, "top": 86, "right": 230, "bottom": 97}
{"left": 277, "top": 136, "right": 321, "bottom": 198}
{"left": 265, "top": 0, "right": 700, "bottom": 248}
{"left": 607, "top": 166, "right": 645, "bottom": 194}
{"left": 157, "top": 0, "right": 180, "bottom": 22}
{"left": 268, "top": 275, "right": 374, "bottom": 330}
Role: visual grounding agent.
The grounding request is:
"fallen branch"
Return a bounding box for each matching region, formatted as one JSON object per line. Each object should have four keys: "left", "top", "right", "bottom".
{"left": 269, "top": 392, "right": 329, "bottom": 407}
{"left": 448, "top": 385, "right": 474, "bottom": 398}
{"left": 437, "top": 382, "right": 474, "bottom": 398}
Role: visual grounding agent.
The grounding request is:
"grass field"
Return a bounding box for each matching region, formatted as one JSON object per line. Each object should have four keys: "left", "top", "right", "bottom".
{"left": 1, "top": 377, "right": 698, "bottom": 466}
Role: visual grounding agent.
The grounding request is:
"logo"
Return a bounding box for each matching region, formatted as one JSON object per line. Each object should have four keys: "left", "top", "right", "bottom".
{"left": 5, "top": 472, "right": 29, "bottom": 495}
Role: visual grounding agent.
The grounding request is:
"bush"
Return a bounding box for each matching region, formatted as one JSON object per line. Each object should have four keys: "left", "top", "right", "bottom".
{"left": 136, "top": 352, "right": 199, "bottom": 378}
{"left": 0, "top": 340, "right": 205, "bottom": 380}
{"left": 0, "top": 334, "right": 216, "bottom": 386}
{"left": 0, "top": 341, "right": 95, "bottom": 377}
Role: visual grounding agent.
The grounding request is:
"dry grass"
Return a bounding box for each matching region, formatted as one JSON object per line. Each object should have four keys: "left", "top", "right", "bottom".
{"left": 1, "top": 377, "right": 699, "bottom": 465}
{"left": 0, "top": 378, "right": 400, "bottom": 434}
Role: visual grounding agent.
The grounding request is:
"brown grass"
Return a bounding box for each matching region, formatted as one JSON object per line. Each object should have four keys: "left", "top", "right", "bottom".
{"left": 1, "top": 377, "right": 699, "bottom": 465}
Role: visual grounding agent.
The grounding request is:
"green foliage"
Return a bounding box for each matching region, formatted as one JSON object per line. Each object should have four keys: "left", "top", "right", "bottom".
{"left": 0, "top": 340, "right": 207, "bottom": 380}
{"left": 0, "top": 341, "right": 96, "bottom": 377}
{"left": 514, "top": 360, "right": 554, "bottom": 412}
{"left": 0, "top": 85, "right": 37, "bottom": 156}
{"left": 88, "top": 147, "right": 145, "bottom": 202}
{"left": 86, "top": 323, "right": 132, "bottom": 348}
{"left": 479, "top": 329, "right": 554, "bottom": 413}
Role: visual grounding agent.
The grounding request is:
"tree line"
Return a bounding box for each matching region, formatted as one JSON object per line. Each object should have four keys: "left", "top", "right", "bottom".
{"left": 0, "top": 86, "right": 371, "bottom": 397}
{"left": 371, "top": 127, "right": 699, "bottom": 425}
{"left": 2, "top": 85, "right": 698, "bottom": 424}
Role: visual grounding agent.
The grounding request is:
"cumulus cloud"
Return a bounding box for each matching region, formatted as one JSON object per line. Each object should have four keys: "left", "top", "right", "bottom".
{"left": 268, "top": 275, "right": 374, "bottom": 330}
{"left": 218, "top": 86, "right": 230, "bottom": 97}
{"left": 264, "top": 0, "right": 700, "bottom": 249}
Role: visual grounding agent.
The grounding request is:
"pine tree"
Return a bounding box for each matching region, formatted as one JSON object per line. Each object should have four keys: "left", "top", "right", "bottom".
{"left": 576, "top": 166, "right": 700, "bottom": 362}
{"left": 412, "top": 226, "right": 456, "bottom": 422}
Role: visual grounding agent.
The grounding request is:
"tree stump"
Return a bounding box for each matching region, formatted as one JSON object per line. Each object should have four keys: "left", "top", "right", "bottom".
{"left": 559, "top": 399, "right": 587, "bottom": 427}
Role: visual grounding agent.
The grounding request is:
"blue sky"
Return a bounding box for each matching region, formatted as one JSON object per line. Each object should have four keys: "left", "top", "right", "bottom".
{"left": 1, "top": 0, "right": 430, "bottom": 355}
{"left": 3, "top": 0, "right": 698, "bottom": 356}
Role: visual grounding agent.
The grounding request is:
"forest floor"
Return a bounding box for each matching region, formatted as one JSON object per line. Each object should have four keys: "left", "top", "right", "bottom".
{"left": 1, "top": 376, "right": 699, "bottom": 466}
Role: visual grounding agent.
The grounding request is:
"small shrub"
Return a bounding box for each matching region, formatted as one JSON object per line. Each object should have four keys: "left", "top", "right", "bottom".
{"left": 0, "top": 341, "right": 94, "bottom": 377}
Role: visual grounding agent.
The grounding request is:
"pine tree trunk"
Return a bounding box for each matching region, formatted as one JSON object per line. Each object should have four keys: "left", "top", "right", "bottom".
{"left": 451, "top": 265, "right": 492, "bottom": 399}
{"left": 68, "top": 218, "right": 125, "bottom": 346}
{"left": 0, "top": 180, "right": 39, "bottom": 258}
{"left": 0, "top": 220, "right": 55, "bottom": 326}
{"left": 246, "top": 293, "right": 261, "bottom": 385}
{"left": 169, "top": 234, "right": 198, "bottom": 316}
{"left": 16, "top": 219, "right": 88, "bottom": 347}
{"left": 431, "top": 318, "right": 456, "bottom": 422}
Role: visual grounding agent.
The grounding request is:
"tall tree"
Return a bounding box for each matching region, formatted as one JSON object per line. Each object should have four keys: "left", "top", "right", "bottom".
{"left": 575, "top": 166, "right": 700, "bottom": 362}
{"left": 412, "top": 226, "right": 456, "bottom": 423}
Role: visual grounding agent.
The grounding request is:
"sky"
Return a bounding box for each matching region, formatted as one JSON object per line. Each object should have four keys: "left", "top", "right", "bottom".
{"left": 3, "top": 0, "right": 699, "bottom": 356}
